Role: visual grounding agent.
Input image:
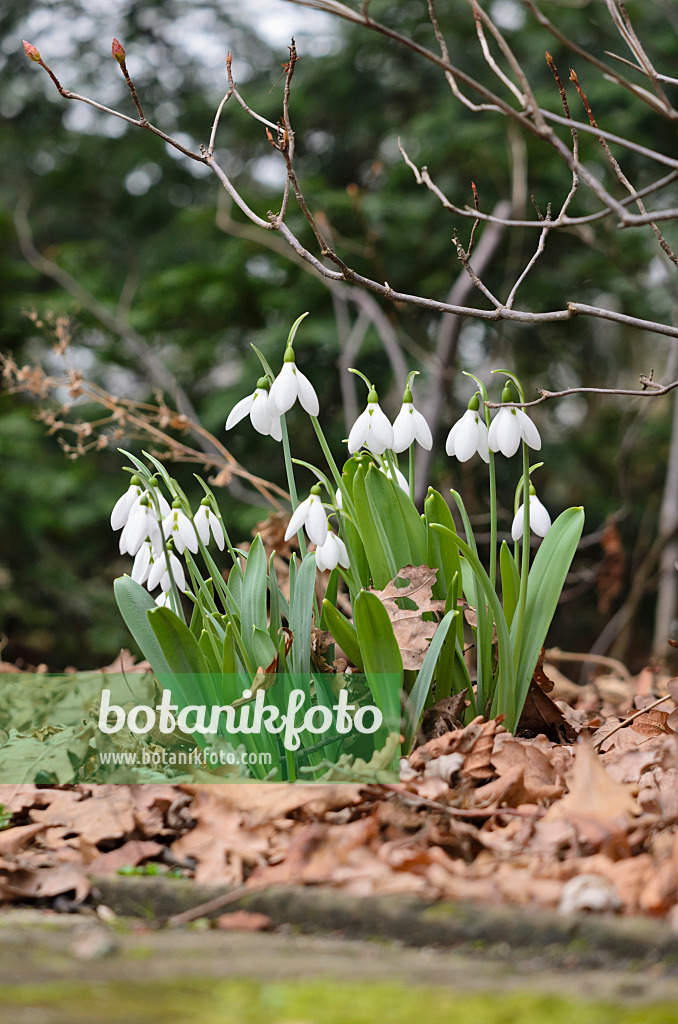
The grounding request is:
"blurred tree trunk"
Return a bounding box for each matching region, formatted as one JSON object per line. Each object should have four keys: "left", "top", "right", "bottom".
{"left": 653, "top": 388, "right": 678, "bottom": 660}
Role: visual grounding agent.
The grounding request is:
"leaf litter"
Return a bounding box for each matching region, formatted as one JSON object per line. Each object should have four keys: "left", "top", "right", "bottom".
{"left": 0, "top": 655, "right": 678, "bottom": 923}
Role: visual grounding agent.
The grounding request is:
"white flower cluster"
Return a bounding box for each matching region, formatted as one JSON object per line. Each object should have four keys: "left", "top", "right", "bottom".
{"left": 111, "top": 478, "right": 224, "bottom": 604}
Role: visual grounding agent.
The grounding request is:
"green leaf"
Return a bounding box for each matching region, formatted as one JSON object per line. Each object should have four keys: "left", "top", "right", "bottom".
{"left": 511, "top": 507, "right": 584, "bottom": 727}
{"left": 404, "top": 609, "right": 457, "bottom": 750}
{"left": 290, "top": 552, "right": 317, "bottom": 677}
{"left": 241, "top": 535, "right": 268, "bottom": 652}
{"left": 353, "top": 465, "right": 395, "bottom": 587}
{"left": 251, "top": 625, "right": 278, "bottom": 670}
{"left": 114, "top": 576, "right": 173, "bottom": 677}
{"left": 500, "top": 541, "right": 520, "bottom": 628}
{"left": 147, "top": 606, "right": 210, "bottom": 677}
{"left": 425, "top": 488, "right": 460, "bottom": 598}
{"left": 321, "top": 599, "right": 364, "bottom": 670}
{"left": 353, "top": 590, "right": 403, "bottom": 733}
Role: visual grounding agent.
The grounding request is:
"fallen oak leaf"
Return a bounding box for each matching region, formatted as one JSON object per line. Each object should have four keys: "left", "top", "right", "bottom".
{"left": 544, "top": 739, "right": 637, "bottom": 832}
{"left": 370, "top": 565, "right": 446, "bottom": 671}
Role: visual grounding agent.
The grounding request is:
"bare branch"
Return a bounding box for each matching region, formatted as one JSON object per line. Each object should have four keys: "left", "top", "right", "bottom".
{"left": 486, "top": 374, "right": 678, "bottom": 409}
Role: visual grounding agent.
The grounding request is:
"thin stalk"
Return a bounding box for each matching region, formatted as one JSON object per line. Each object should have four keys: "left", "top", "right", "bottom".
{"left": 512, "top": 441, "right": 531, "bottom": 672}
{"left": 280, "top": 415, "right": 307, "bottom": 559}
{"left": 310, "top": 415, "right": 357, "bottom": 520}
{"left": 488, "top": 450, "right": 497, "bottom": 590}
{"left": 408, "top": 444, "right": 415, "bottom": 503}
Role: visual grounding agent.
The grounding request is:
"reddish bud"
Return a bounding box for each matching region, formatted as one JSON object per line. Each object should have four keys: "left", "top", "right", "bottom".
{"left": 23, "top": 40, "right": 42, "bottom": 63}
{"left": 111, "top": 38, "right": 126, "bottom": 65}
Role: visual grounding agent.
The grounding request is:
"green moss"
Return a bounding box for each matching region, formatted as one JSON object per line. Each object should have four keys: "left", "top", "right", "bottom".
{"left": 1, "top": 978, "right": 678, "bottom": 1024}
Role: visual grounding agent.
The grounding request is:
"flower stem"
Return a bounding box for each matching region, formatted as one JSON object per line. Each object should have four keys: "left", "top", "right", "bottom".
{"left": 488, "top": 450, "right": 497, "bottom": 590}
{"left": 408, "top": 444, "right": 415, "bottom": 503}
{"left": 512, "top": 441, "right": 531, "bottom": 673}
{"left": 280, "top": 414, "right": 307, "bottom": 559}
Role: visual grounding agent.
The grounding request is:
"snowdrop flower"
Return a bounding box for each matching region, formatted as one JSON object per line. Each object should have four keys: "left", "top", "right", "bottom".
{"left": 315, "top": 531, "right": 350, "bottom": 573}
{"left": 392, "top": 383, "right": 432, "bottom": 453}
{"left": 119, "top": 497, "right": 163, "bottom": 556}
{"left": 111, "top": 475, "right": 144, "bottom": 530}
{"left": 147, "top": 547, "right": 187, "bottom": 593}
{"left": 225, "top": 377, "right": 282, "bottom": 442}
{"left": 162, "top": 501, "right": 199, "bottom": 554}
{"left": 131, "top": 541, "right": 154, "bottom": 585}
{"left": 194, "top": 498, "right": 225, "bottom": 551}
{"left": 268, "top": 346, "right": 319, "bottom": 418}
{"left": 348, "top": 388, "right": 394, "bottom": 455}
{"left": 488, "top": 384, "right": 541, "bottom": 458}
{"left": 446, "top": 394, "right": 489, "bottom": 464}
{"left": 511, "top": 486, "right": 551, "bottom": 541}
{"left": 155, "top": 592, "right": 172, "bottom": 607}
{"left": 284, "top": 485, "right": 328, "bottom": 546}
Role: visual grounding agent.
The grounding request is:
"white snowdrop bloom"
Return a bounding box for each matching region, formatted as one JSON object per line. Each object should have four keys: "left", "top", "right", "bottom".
{"left": 511, "top": 491, "right": 551, "bottom": 541}
{"left": 162, "top": 504, "right": 199, "bottom": 554}
{"left": 315, "top": 531, "right": 350, "bottom": 573}
{"left": 268, "top": 347, "right": 319, "bottom": 418}
{"left": 194, "top": 500, "right": 225, "bottom": 551}
{"left": 225, "top": 378, "right": 282, "bottom": 442}
{"left": 335, "top": 488, "right": 343, "bottom": 509}
{"left": 392, "top": 386, "right": 432, "bottom": 453}
{"left": 488, "top": 385, "right": 541, "bottom": 458}
{"left": 111, "top": 476, "right": 143, "bottom": 530}
{"left": 155, "top": 591, "right": 172, "bottom": 607}
{"left": 284, "top": 487, "right": 328, "bottom": 546}
{"left": 446, "top": 397, "right": 490, "bottom": 464}
{"left": 347, "top": 389, "right": 394, "bottom": 455}
{"left": 147, "top": 549, "right": 187, "bottom": 594}
{"left": 131, "top": 541, "right": 154, "bottom": 585}
{"left": 119, "top": 499, "right": 163, "bottom": 556}
{"left": 382, "top": 465, "right": 409, "bottom": 493}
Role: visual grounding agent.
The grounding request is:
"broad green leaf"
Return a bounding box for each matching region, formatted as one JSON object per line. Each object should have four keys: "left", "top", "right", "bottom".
{"left": 241, "top": 535, "right": 268, "bottom": 652}
{"left": 147, "top": 606, "right": 210, "bottom": 677}
{"left": 251, "top": 625, "right": 278, "bottom": 670}
{"left": 321, "top": 599, "right": 364, "bottom": 670}
{"left": 512, "top": 507, "right": 584, "bottom": 727}
{"left": 353, "top": 465, "right": 395, "bottom": 587}
{"left": 114, "top": 576, "right": 173, "bottom": 677}
{"left": 353, "top": 590, "right": 403, "bottom": 734}
{"left": 290, "top": 552, "right": 317, "bottom": 677}
{"left": 425, "top": 488, "right": 460, "bottom": 598}
{"left": 500, "top": 541, "right": 520, "bottom": 627}
{"left": 404, "top": 609, "right": 457, "bottom": 750}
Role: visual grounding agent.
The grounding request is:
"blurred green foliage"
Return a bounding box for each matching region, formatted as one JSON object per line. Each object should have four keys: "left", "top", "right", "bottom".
{"left": 2, "top": 0, "right": 678, "bottom": 669}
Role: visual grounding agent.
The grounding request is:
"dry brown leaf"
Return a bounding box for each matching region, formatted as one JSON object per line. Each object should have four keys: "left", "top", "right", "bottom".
{"left": 215, "top": 910, "right": 273, "bottom": 931}
{"left": 371, "top": 565, "right": 445, "bottom": 670}
{"left": 544, "top": 739, "right": 637, "bottom": 832}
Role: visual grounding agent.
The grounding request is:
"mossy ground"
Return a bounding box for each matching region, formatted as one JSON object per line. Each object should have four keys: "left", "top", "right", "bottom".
{"left": 3, "top": 978, "right": 678, "bottom": 1024}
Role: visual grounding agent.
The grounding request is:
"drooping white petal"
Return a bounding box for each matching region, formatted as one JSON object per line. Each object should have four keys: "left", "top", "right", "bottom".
{"left": 305, "top": 494, "right": 328, "bottom": 546}
{"left": 284, "top": 496, "right": 311, "bottom": 542}
{"left": 268, "top": 363, "right": 297, "bottom": 417}
{"left": 335, "top": 488, "right": 343, "bottom": 509}
{"left": 131, "top": 542, "right": 152, "bottom": 584}
{"left": 193, "top": 505, "right": 210, "bottom": 545}
{"left": 489, "top": 407, "right": 521, "bottom": 458}
{"left": 315, "top": 533, "right": 338, "bottom": 572}
{"left": 335, "top": 536, "right": 350, "bottom": 568}
{"left": 177, "top": 513, "right": 199, "bottom": 554}
{"left": 121, "top": 506, "right": 152, "bottom": 556}
{"left": 476, "top": 418, "right": 490, "bottom": 463}
{"left": 155, "top": 592, "right": 171, "bottom": 607}
{"left": 294, "top": 367, "right": 320, "bottom": 416}
{"left": 392, "top": 404, "right": 416, "bottom": 453}
{"left": 366, "top": 404, "right": 394, "bottom": 454}
{"left": 207, "top": 510, "right": 225, "bottom": 551}
{"left": 516, "top": 409, "right": 542, "bottom": 451}
{"left": 249, "top": 389, "right": 274, "bottom": 436}
{"left": 347, "top": 407, "right": 371, "bottom": 454}
{"left": 147, "top": 551, "right": 167, "bottom": 592}
{"left": 111, "top": 484, "right": 140, "bottom": 531}
{"left": 511, "top": 504, "right": 525, "bottom": 542}
{"left": 445, "top": 420, "right": 459, "bottom": 457}
{"left": 225, "top": 393, "right": 254, "bottom": 431}
{"left": 455, "top": 410, "right": 480, "bottom": 462}
{"left": 530, "top": 495, "right": 551, "bottom": 537}
{"left": 168, "top": 552, "right": 187, "bottom": 592}
{"left": 269, "top": 415, "right": 282, "bottom": 442}
{"left": 412, "top": 407, "right": 433, "bottom": 450}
